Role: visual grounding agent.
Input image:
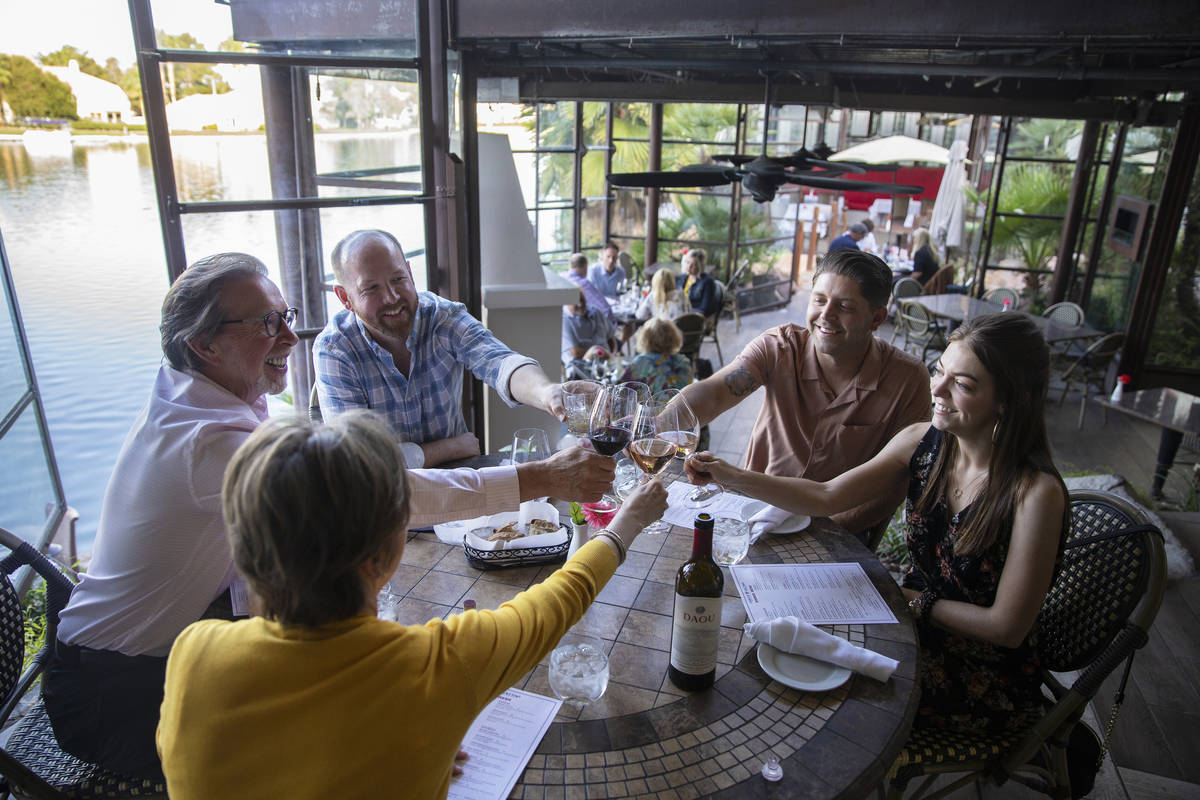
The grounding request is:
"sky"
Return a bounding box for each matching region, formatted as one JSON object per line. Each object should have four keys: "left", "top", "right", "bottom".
{"left": 0, "top": 0, "right": 234, "bottom": 68}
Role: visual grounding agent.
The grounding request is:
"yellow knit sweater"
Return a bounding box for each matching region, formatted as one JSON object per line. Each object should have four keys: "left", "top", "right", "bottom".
{"left": 156, "top": 539, "right": 616, "bottom": 799}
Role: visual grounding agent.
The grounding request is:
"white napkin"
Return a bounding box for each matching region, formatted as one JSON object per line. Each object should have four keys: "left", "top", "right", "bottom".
{"left": 744, "top": 616, "right": 898, "bottom": 683}
{"left": 747, "top": 503, "right": 794, "bottom": 543}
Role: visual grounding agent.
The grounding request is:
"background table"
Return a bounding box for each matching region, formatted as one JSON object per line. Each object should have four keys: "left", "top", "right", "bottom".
{"left": 1095, "top": 387, "right": 1200, "bottom": 497}
{"left": 917, "top": 295, "right": 1102, "bottom": 345}
{"left": 392, "top": 502, "right": 920, "bottom": 799}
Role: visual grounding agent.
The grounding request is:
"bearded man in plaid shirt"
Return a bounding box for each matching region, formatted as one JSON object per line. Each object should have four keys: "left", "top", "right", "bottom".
{"left": 314, "top": 230, "right": 567, "bottom": 467}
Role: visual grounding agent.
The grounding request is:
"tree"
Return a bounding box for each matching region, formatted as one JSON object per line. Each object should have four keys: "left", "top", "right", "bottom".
{"left": 157, "top": 31, "right": 229, "bottom": 100}
{"left": 39, "top": 45, "right": 105, "bottom": 79}
{"left": 0, "top": 54, "right": 77, "bottom": 118}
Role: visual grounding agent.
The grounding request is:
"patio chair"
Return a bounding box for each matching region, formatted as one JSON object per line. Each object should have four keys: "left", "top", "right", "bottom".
{"left": 1051, "top": 332, "right": 1126, "bottom": 429}
{"left": 1042, "top": 301, "right": 1085, "bottom": 327}
{"left": 982, "top": 287, "right": 1020, "bottom": 310}
{"left": 673, "top": 312, "right": 706, "bottom": 366}
{"left": 889, "top": 278, "right": 925, "bottom": 345}
{"left": 897, "top": 301, "right": 948, "bottom": 368}
{"left": 885, "top": 489, "right": 1167, "bottom": 800}
{"left": 0, "top": 527, "right": 168, "bottom": 799}
{"left": 699, "top": 280, "right": 726, "bottom": 366}
{"left": 922, "top": 265, "right": 955, "bottom": 296}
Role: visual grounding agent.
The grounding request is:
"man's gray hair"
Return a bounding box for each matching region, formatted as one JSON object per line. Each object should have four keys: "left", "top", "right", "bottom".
{"left": 160, "top": 253, "right": 268, "bottom": 371}
{"left": 849, "top": 223, "right": 868, "bottom": 235}
{"left": 330, "top": 229, "right": 405, "bottom": 285}
{"left": 568, "top": 253, "right": 589, "bottom": 273}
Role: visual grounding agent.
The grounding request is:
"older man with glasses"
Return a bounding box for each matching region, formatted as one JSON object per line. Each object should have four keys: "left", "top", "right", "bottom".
{"left": 43, "top": 252, "right": 613, "bottom": 783}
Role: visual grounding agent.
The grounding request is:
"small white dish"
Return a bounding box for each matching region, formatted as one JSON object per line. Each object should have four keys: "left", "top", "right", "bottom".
{"left": 756, "top": 643, "right": 851, "bottom": 692}
{"left": 739, "top": 500, "right": 811, "bottom": 534}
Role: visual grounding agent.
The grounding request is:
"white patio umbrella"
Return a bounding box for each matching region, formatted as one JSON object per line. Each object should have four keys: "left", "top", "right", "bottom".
{"left": 929, "top": 140, "right": 968, "bottom": 254}
{"left": 829, "top": 135, "right": 951, "bottom": 165}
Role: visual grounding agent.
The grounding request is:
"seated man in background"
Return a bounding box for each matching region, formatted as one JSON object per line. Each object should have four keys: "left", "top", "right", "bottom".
{"left": 587, "top": 241, "right": 626, "bottom": 298}
{"left": 565, "top": 252, "right": 615, "bottom": 324}
{"left": 45, "top": 253, "right": 615, "bottom": 782}
{"left": 561, "top": 290, "right": 617, "bottom": 380}
{"left": 827, "top": 222, "right": 867, "bottom": 253}
{"left": 314, "top": 229, "right": 566, "bottom": 467}
{"left": 672, "top": 248, "right": 932, "bottom": 535}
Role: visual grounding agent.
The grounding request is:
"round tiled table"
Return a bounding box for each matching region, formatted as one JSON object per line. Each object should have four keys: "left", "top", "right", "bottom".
{"left": 396, "top": 512, "right": 920, "bottom": 799}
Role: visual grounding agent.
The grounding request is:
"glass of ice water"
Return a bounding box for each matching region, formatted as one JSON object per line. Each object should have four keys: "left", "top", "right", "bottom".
{"left": 711, "top": 516, "right": 750, "bottom": 566}
{"left": 548, "top": 633, "right": 609, "bottom": 708}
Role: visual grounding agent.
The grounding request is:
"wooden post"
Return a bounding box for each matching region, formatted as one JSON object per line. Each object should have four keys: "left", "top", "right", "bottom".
{"left": 807, "top": 220, "right": 820, "bottom": 271}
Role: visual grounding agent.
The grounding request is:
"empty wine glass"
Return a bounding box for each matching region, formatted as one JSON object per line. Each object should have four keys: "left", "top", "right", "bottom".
{"left": 622, "top": 381, "right": 651, "bottom": 406}
{"left": 512, "top": 428, "right": 550, "bottom": 465}
{"left": 629, "top": 398, "right": 679, "bottom": 534}
{"left": 588, "top": 385, "right": 637, "bottom": 458}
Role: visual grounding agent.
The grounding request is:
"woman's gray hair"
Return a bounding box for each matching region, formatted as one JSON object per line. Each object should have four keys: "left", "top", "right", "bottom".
{"left": 223, "top": 410, "right": 410, "bottom": 627}
{"left": 160, "top": 253, "right": 268, "bottom": 371}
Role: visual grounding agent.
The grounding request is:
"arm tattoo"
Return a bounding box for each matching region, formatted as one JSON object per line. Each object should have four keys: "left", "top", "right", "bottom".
{"left": 723, "top": 366, "right": 760, "bottom": 398}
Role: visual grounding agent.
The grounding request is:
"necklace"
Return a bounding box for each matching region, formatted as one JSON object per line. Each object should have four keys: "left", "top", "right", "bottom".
{"left": 951, "top": 472, "right": 985, "bottom": 500}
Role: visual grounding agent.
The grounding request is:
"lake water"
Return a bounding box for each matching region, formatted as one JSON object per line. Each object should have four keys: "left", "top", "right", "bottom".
{"left": 0, "top": 133, "right": 424, "bottom": 554}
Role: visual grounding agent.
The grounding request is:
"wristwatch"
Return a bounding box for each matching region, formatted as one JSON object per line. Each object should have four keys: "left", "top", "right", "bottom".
{"left": 908, "top": 589, "right": 939, "bottom": 623}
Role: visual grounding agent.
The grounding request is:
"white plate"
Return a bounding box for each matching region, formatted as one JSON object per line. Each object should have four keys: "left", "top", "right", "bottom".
{"left": 756, "top": 643, "right": 851, "bottom": 692}
{"left": 738, "top": 500, "right": 811, "bottom": 534}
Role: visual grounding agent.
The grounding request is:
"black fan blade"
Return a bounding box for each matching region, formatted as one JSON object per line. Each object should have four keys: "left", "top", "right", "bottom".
{"left": 712, "top": 153, "right": 756, "bottom": 166}
{"left": 805, "top": 157, "right": 865, "bottom": 174}
{"left": 829, "top": 159, "right": 902, "bottom": 173}
{"left": 783, "top": 173, "right": 926, "bottom": 194}
{"left": 607, "top": 169, "right": 734, "bottom": 188}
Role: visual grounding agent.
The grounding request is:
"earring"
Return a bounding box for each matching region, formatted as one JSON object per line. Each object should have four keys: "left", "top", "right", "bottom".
{"left": 992, "top": 419, "right": 1000, "bottom": 444}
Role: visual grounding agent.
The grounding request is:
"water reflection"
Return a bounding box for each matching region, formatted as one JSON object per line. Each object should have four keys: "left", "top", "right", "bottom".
{"left": 0, "top": 134, "right": 426, "bottom": 553}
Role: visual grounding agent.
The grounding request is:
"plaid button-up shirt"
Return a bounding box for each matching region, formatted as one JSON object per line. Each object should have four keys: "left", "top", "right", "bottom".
{"left": 314, "top": 292, "right": 534, "bottom": 466}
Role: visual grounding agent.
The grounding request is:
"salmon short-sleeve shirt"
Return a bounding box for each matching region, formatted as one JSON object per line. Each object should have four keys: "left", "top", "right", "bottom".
{"left": 735, "top": 324, "right": 931, "bottom": 482}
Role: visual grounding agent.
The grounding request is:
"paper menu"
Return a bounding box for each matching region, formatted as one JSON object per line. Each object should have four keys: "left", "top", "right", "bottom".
{"left": 731, "top": 563, "right": 898, "bottom": 625}
{"left": 447, "top": 688, "right": 562, "bottom": 800}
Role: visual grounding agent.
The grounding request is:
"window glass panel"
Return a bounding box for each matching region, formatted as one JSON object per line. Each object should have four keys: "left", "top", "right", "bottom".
{"left": 535, "top": 208, "right": 574, "bottom": 256}
{"left": 1007, "top": 118, "right": 1084, "bottom": 159}
{"left": 150, "top": 0, "right": 418, "bottom": 58}
{"left": 536, "top": 153, "right": 575, "bottom": 202}
{"left": 0, "top": 404, "right": 59, "bottom": 545}
{"left": 581, "top": 103, "right": 610, "bottom": 147}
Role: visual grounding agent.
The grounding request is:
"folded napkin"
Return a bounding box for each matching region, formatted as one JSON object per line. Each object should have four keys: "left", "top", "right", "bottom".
{"left": 746, "top": 503, "right": 794, "bottom": 544}
{"left": 744, "top": 616, "right": 898, "bottom": 683}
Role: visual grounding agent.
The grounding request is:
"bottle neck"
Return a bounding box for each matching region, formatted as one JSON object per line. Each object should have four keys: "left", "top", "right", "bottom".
{"left": 691, "top": 526, "right": 713, "bottom": 559}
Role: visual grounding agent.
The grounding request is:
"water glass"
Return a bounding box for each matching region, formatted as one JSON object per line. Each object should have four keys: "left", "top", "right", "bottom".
{"left": 562, "top": 381, "right": 602, "bottom": 438}
{"left": 612, "top": 457, "right": 642, "bottom": 500}
{"left": 512, "top": 428, "right": 550, "bottom": 465}
{"left": 548, "top": 633, "right": 609, "bottom": 708}
{"left": 711, "top": 516, "right": 750, "bottom": 566}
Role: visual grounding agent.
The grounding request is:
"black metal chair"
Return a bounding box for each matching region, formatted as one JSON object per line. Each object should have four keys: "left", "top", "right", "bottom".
{"left": 673, "top": 312, "right": 706, "bottom": 367}
{"left": 0, "top": 527, "right": 167, "bottom": 799}
{"left": 1051, "top": 332, "right": 1126, "bottom": 429}
{"left": 884, "top": 489, "right": 1167, "bottom": 800}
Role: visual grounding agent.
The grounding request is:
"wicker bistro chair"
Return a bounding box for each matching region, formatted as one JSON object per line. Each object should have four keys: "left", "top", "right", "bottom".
{"left": 673, "top": 312, "right": 706, "bottom": 367}
{"left": 897, "top": 301, "right": 949, "bottom": 369}
{"left": 699, "top": 280, "right": 726, "bottom": 367}
{"left": 0, "top": 528, "right": 168, "bottom": 800}
{"left": 922, "top": 265, "right": 955, "bottom": 296}
{"left": 982, "top": 287, "right": 1020, "bottom": 309}
{"left": 889, "top": 278, "right": 925, "bottom": 345}
{"left": 884, "top": 490, "right": 1167, "bottom": 800}
{"left": 1042, "top": 302, "right": 1085, "bottom": 327}
{"left": 1051, "top": 332, "right": 1126, "bottom": 429}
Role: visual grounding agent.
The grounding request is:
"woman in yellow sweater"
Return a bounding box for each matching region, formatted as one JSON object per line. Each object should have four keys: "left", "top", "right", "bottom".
{"left": 156, "top": 411, "right": 667, "bottom": 799}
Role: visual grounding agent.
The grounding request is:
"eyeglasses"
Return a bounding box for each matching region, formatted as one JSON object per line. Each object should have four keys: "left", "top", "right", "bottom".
{"left": 219, "top": 308, "right": 298, "bottom": 337}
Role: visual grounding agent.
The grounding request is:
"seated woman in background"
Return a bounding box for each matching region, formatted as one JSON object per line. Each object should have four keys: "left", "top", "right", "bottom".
{"left": 157, "top": 411, "right": 667, "bottom": 799}
{"left": 910, "top": 227, "right": 939, "bottom": 285}
{"left": 636, "top": 266, "right": 690, "bottom": 321}
{"left": 678, "top": 249, "right": 721, "bottom": 317}
{"left": 620, "top": 316, "right": 695, "bottom": 395}
{"left": 685, "top": 313, "right": 1068, "bottom": 735}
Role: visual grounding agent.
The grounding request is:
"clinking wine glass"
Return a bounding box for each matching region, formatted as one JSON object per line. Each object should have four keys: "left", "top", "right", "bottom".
{"left": 629, "top": 399, "right": 679, "bottom": 535}
{"left": 511, "top": 428, "right": 550, "bottom": 465}
{"left": 651, "top": 389, "right": 701, "bottom": 461}
{"left": 587, "top": 385, "right": 637, "bottom": 458}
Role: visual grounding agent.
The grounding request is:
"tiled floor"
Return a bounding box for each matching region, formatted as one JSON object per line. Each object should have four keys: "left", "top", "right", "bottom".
{"left": 697, "top": 283, "right": 1200, "bottom": 799}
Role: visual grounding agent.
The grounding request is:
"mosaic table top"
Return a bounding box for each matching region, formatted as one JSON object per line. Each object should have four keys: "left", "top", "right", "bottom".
{"left": 392, "top": 500, "right": 919, "bottom": 800}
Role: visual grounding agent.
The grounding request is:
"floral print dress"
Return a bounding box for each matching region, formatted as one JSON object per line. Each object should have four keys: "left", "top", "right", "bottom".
{"left": 903, "top": 426, "right": 1045, "bottom": 735}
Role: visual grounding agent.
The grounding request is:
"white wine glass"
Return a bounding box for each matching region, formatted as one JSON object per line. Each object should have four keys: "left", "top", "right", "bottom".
{"left": 629, "top": 398, "right": 679, "bottom": 534}
{"left": 652, "top": 389, "right": 701, "bottom": 461}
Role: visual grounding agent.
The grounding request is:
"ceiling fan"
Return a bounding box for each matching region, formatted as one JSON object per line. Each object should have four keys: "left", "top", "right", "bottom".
{"left": 606, "top": 78, "right": 925, "bottom": 203}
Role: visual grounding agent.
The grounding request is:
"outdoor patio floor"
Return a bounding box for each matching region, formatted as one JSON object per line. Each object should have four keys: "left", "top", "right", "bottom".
{"left": 694, "top": 284, "right": 1200, "bottom": 799}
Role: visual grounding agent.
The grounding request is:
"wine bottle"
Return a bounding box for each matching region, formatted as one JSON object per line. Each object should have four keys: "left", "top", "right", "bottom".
{"left": 669, "top": 513, "right": 724, "bottom": 691}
